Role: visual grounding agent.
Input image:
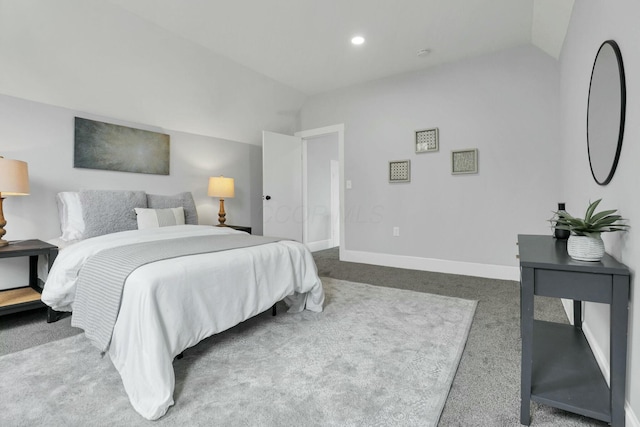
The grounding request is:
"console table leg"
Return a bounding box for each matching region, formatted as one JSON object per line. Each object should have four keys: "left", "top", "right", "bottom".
{"left": 573, "top": 300, "right": 582, "bottom": 328}
{"left": 610, "top": 275, "right": 628, "bottom": 426}
{"left": 520, "top": 267, "right": 534, "bottom": 425}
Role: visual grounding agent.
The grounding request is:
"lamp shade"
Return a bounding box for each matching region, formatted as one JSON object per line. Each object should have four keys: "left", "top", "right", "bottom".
{"left": 208, "top": 176, "right": 235, "bottom": 198}
{"left": 0, "top": 157, "right": 30, "bottom": 196}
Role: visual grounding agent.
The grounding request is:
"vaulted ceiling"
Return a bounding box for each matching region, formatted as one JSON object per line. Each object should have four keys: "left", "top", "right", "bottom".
{"left": 108, "top": 0, "right": 574, "bottom": 95}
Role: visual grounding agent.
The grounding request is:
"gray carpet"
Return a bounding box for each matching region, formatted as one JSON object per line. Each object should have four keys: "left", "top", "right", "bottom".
{"left": 313, "top": 248, "right": 609, "bottom": 427}
{"left": 0, "top": 247, "right": 610, "bottom": 426}
{"left": 0, "top": 278, "right": 475, "bottom": 426}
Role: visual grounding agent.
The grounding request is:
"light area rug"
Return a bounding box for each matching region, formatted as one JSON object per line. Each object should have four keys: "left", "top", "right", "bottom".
{"left": 0, "top": 278, "right": 476, "bottom": 427}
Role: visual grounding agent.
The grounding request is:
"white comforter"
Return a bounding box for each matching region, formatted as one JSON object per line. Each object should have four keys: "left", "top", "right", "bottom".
{"left": 42, "top": 225, "right": 324, "bottom": 420}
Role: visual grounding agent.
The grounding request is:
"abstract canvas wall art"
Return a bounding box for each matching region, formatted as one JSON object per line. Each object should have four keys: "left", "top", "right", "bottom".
{"left": 74, "top": 117, "right": 170, "bottom": 175}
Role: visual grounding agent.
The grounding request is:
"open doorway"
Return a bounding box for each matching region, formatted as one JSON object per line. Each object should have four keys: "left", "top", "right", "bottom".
{"left": 302, "top": 133, "right": 340, "bottom": 251}
{"left": 296, "top": 124, "right": 344, "bottom": 256}
{"left": 262, "top": 125, "right": 344, "bottom": 254}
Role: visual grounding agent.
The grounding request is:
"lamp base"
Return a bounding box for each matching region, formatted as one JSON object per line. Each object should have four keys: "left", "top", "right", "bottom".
{"left": 0, "top": 197, "right": 8, "bottom": 246}
{"left": 217, "top": 199, "right": 227, "bottom": 225}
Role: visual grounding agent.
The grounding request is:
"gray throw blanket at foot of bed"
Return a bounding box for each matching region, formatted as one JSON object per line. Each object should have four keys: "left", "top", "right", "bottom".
{"left": 72, "top": 234, "right": 282, "bottom": 353}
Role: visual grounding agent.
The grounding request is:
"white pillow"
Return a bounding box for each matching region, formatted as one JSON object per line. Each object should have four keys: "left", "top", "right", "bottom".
{"left": 56, "top": 192, "right": 85, "bottom": 241}
{"left": 135, "top": 207, "right": 185, "bottom": 230}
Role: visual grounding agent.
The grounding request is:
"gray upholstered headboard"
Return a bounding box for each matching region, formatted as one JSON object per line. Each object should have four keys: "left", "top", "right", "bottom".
{"left": 56, "top": 190, "right": 198, "bottom": 241}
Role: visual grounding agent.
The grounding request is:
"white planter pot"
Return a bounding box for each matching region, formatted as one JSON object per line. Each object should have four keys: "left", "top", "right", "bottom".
{"left": 567, "top": 234, "right": 605, "bottom": 262}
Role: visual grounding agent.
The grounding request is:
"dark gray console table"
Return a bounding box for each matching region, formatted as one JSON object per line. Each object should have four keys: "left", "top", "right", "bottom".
{"left": 518, "top": 234, "right": 629, "bottom": 426}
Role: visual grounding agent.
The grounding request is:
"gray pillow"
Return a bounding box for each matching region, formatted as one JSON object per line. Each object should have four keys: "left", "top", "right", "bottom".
{"left": 147, "top": 192, "right": 198, "bottom": 225}
{"left": 80, "top": 190, "right": 148, "bottom": 238}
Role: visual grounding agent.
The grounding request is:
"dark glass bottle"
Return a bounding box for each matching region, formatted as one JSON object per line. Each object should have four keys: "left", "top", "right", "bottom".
{"left": 554, "top": 202, "right": 570, "bottom": 239}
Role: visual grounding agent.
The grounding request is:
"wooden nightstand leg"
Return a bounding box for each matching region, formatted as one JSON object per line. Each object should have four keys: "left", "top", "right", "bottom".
{"left": 28, "top": 255, "right": 39, "bottom": 289}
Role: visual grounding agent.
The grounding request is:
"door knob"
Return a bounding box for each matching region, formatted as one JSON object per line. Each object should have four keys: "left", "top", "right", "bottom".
{"left": 265, "top": 195, "right": 271, "bottom": 200}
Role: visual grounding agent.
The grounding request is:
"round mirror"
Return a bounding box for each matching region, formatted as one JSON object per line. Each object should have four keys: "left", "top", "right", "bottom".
{"left": 587, "top": 40, "right": 626, "bottom": 185}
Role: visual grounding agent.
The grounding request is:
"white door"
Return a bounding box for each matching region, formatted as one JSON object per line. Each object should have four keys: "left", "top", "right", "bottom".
{"left": 262, "top": 131, "right": 303, "bottom": 241}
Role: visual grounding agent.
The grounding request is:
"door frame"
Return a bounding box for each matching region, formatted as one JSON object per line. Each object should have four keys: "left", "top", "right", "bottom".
{"left": 330, "top": 159, "right": 340, "bottom": 248}
{"left": 295, "top": 124, "right": 345, "bottom": 257}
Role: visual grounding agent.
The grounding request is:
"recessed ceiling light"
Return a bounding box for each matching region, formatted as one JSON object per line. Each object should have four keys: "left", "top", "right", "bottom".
{"left": 351, "top": 36, "right": 365, "bottom": 45}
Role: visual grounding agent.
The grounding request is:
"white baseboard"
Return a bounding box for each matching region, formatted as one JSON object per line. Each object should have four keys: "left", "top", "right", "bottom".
{"left": 628, "top": 404, "right": 640, "bottom": 427}
{"left": 340, "top": 249, "right": 520, "bottom": 281}
{"left": 306, "top": 239, "right": 335, "bottom": 253}
{"left": 582, "top": 321, "right": 611, "bottom": 387}
{"left": 560, "top": 300, "right": 639, "bottom": 426}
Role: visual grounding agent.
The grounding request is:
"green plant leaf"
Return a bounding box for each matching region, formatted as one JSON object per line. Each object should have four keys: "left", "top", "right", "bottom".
{"left": 584, "top": 199, "right": 602, "bottom": 222}
{"left": 589, "top": 209, "right": 619, "bottom": 222}
{"left": 552, "top": 198, "right": 629, "bottom": 235}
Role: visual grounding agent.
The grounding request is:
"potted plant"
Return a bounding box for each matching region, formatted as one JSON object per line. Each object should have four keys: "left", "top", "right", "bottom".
{"left": 553, "top": 199, "right": 629, "bottom": 261}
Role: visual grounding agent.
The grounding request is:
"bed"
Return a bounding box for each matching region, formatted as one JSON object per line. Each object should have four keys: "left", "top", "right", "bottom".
{"left": 41, "top": 190, "right": 324, "bottom": 420}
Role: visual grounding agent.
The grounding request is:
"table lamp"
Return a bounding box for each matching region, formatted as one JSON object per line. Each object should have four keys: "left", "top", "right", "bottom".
{"left": 0, "top": 157, "right": 30, "bottom": 246}
{"left": 208, "top": 176, "right": 234, "bottom": 225}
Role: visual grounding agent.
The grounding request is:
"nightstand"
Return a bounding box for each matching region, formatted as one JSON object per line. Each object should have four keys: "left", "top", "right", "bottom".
{"left": 0, "top": 239, "right": 58, "bottom": 321}
{"left": 215, "top": 224, "right": 252, "bottom": 234}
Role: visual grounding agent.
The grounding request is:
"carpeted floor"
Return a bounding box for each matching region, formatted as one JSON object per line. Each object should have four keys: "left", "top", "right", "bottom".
{"left": 1, "top": 278, "right": 475, "bottom": 426}
{"left": 312, "top": 248, "right": 608, "bottom": 427}
{"left": 0, "top": 247, "right": 608, "bottom": 426}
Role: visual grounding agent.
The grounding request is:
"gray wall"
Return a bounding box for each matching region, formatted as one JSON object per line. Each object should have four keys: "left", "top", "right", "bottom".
{"left": 560, "top": 0, "right": 640, "bottom": 418}
{"left": 300, "top": 45, "right": 562, "bottom": 275}
{"left": 0, "top": 0, "right": 305, "bottom": 146}
{"left": 0, "top": 0, "right": 303, "bottom": 289}
{"left": 0, "top": 94, "right": 260, "bottom": 288}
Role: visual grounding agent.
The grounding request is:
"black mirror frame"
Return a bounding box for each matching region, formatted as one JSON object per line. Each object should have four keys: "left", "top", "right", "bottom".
{"left": 587, "top": 40, "right": 626, "bottom": 186}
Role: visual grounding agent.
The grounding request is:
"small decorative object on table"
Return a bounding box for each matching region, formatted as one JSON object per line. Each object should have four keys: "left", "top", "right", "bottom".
{"left": 208, "top": 176, "right": 235, "bottom": 225}
{"left": 551, "top": 202, "right": 570, "bottom": 240}
{"left": 0, "top": 157, "right": 30, "bottom": 246}
{"left": 553, "top": 199, "right": 629, "bottom": 261}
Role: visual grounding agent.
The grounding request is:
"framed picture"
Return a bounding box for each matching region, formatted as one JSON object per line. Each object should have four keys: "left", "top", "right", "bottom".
{"left": 74, "top": 117, "right": 170, "bottom": 175}
{"left": 415, "top": 128, "right": 439, "bottom": 153}
{"left": 389, "top": 160, "right": 411, "bottom": 182}
{"left": 451, "top": 149, "right": 478, "bottom": 174}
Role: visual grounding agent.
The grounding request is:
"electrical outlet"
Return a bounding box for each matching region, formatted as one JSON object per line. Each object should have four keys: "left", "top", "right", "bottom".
{"left": 346, "top": 180, "right": 352, "bottom": 189}
{"left": 393, "top": 227, "right": 400, "bottom": 237}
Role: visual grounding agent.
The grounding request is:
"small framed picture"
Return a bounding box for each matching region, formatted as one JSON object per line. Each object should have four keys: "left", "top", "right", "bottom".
{"left": 451, "top": 149, "right": 478, "bottom": 174}
{"left": 415, "top": 128, "right": 439, "bottom": 153}
{"left": 389, "top": 160, "right": 411, "bottom": 182}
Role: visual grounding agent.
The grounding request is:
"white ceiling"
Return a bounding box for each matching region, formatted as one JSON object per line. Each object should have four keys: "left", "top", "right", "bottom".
{"left": 106, "top": 0, "right": 574, "bottom": 95}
